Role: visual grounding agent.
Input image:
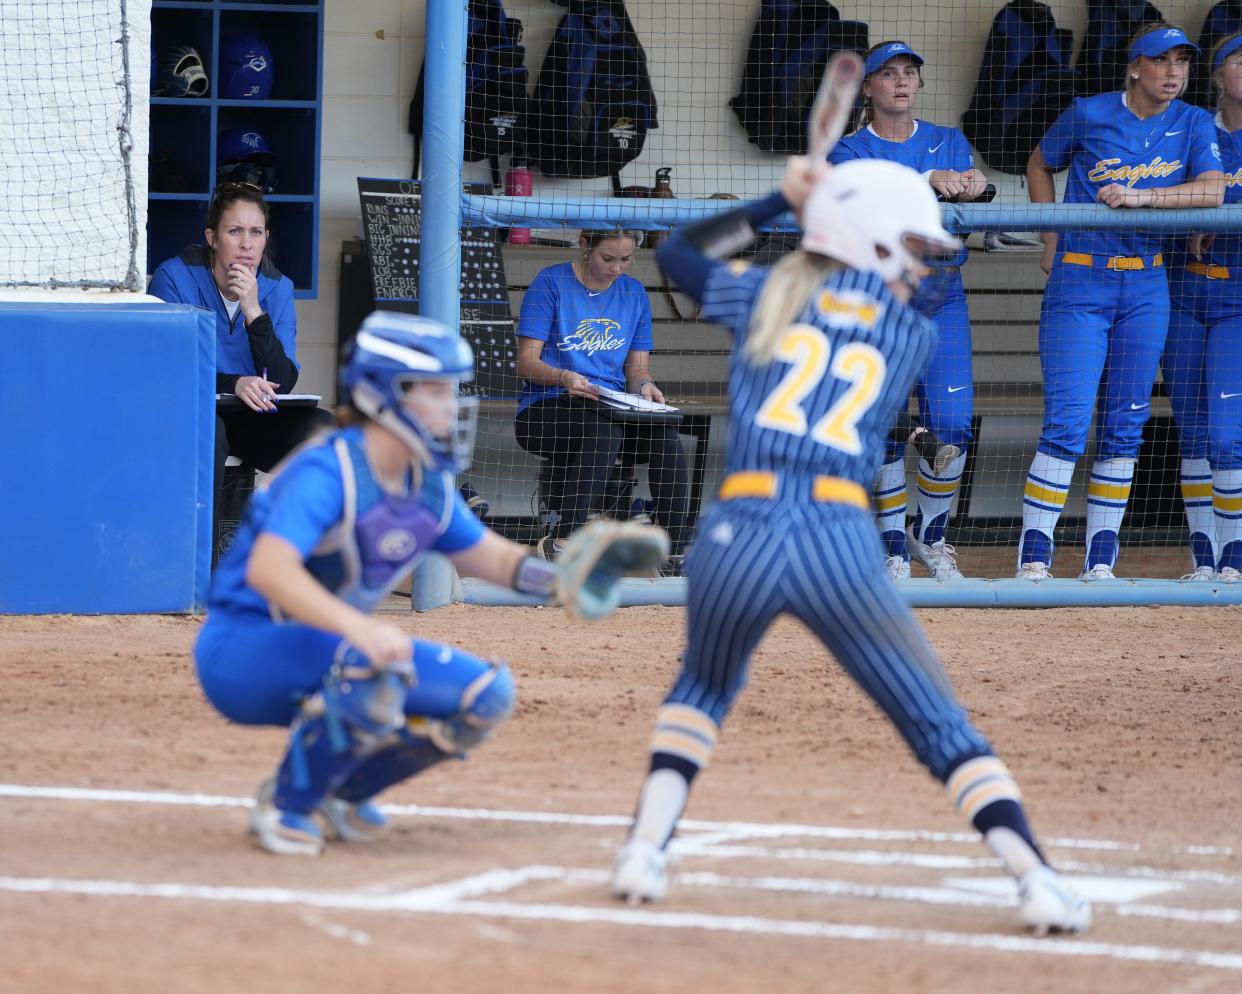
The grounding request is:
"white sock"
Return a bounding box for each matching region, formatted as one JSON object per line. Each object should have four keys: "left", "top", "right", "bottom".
{"left": 874, "top": 457, "right": 908, "bottom": 549}
{"left": 984, "top": 826, "right": 1043, "bottom": 879}
{"left": 1085, "top": 457, "right": 1136, "bottom": 569}
{"left": 1019, "top": 452, "right": 1075, "bottom": 566}
{"left": 912, "top": 451, "right": 966, "bottom": 545}
{"left": 631, "top": 768, "right": 690, "bottom": 850}
{"left": 1215, "top": 468, "right": 1242, "bottom": 570}
{"left": 1180, "top": 457, "right": 1216, "bottom": 569}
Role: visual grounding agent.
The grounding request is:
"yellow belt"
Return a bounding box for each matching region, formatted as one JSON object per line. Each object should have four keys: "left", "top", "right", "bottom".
{"left": 1187, "top": 261, "right": 1233, "bottom": 279}
{"left": 718, "top": 471, "right": 869, "bottom": 509}
{"left": 1061, "top": 251, "right": 1163, "bottom": 271}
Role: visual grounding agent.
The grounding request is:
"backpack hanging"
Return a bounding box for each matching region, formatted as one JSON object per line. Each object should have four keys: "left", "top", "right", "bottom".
{"left": 729, "top": 0, "right": 869, "bottom": 155}
{"left": 1076, "top": 0, "right": 1165, "bottom": 98}
{"left": 1189, "top": 0, "right": 1242, "bottom": 107}
{"left": 526, "top": 0, "right": 658, "bottom": 192}
{"left": 408, "top": 0, "right": 530, "bottom": 188}
{"left": 962, "top": 0, "right": 1081, "bottom": 175}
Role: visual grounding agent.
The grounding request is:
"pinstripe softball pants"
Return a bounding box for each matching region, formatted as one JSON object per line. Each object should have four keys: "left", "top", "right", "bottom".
{"left": 665, "top": 498, "right": 992, "bottom": 782}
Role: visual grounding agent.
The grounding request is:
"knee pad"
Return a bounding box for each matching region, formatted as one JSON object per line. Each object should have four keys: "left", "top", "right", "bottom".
{"left": 429, "top": 663, "right": 515, "bottom": 754}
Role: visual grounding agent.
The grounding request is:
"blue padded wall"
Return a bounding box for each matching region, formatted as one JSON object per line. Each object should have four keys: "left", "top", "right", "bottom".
{"left": 0, "top": 302, "right": 216, "bottom": 613}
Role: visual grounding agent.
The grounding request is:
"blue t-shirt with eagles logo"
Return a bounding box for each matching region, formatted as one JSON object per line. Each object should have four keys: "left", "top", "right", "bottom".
{"left": 516, "top": 261, "right": 654, "bottom": 414}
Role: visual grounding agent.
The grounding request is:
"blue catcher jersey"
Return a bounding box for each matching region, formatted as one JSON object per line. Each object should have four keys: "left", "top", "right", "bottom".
{"left": 1040, "top": 92, "right": 1222, "bottom": 258}
{"left": 209, "top": 427, "right": 485, "bottom": 617}
{"left": 829, "top": 121, "right": 974, "bottom": 267}
{"left": 517, "top": 262, "right": 654, "bottom": 413}
{"left": 699, "top": 261, "right": 935, "bottom": 487}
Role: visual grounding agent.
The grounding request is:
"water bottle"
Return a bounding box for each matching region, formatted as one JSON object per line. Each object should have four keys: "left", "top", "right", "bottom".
{"left": 648, "top": 167, "right": 674, "bottom": 250}
{"left": 504, "top": 158, "right": 533, "bottom": 245}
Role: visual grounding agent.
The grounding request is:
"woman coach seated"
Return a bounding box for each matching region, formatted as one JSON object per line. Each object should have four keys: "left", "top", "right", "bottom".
{"left": 149, "top": 181, "right": 331, "bottom": 551}
{"left": 514, "top": 229, "right": 690, "bottom": 563}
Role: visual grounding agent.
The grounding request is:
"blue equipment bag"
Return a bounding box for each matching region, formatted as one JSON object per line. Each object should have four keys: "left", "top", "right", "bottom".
{"left": 409, "top": 0, "right": 530, "bottom": 187}
{"left": 527, "top": 0, "right": 658, "bottom": 192}
{"left": 729, "top": 0, "right": 869, "bottom": 155}
{"left": 1189, "top": 1, "right": 1242, "bottom": 107}
{"left": 1076, "top": 0, "right": 1165, "bottom": 97}
{"left": 962, "top": 0, "right": 1081, "bottom": 175}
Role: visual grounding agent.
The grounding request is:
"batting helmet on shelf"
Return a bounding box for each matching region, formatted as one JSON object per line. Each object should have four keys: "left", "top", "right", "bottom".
{"left": 217, "top": 127, "right": 279, "bottom": 193}
{"left": 154, "top": 45, "right": 209, "bottom": 98}
{"left": 219, "top": 33, "right": 274, "bottom": 99}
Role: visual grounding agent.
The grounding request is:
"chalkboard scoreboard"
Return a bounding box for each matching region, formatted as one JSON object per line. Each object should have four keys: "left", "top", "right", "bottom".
{"left": 356, "top": 177, "right": 518, "bottom": 396}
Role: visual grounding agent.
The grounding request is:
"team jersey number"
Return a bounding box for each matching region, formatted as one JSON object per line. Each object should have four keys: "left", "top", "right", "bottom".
{"left": 753, "top": 324, "right": 886, "bottom": 455}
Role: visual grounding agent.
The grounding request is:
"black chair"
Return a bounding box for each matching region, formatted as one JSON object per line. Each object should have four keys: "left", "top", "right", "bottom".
{"left": 534, "top": 446, "right": 650, "bottom": 537}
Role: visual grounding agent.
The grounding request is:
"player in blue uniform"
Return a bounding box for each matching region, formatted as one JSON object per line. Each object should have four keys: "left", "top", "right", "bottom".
{"left": 610, "top": 158, "right": 1092, "bottom": 935}
{"left": 1019, "top": 24, "right": 1225, "bottom": 580}
{"left": 195, "top": 311, "right": 571, "bottom": 855}
{"left": 515, "top": 231, "right": 689, "bottom": 562}
{"left": 830, "top": 41, "right": 989, "bottom": 581}
{"left": 1162, "top": 32, "right": 1242, "bottom": 584}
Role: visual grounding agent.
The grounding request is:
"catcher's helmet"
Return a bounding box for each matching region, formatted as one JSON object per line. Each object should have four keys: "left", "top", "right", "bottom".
{"left": 801, "top": 159, "right": 959, "bottom": 288}
{"left": 154, "top": 44, "right": 209, "bottom": 97}
{"left": 217, "top": 127, "right": 278, "bottom": 193}
{"left": 219, "top": 33, "right": 274, "bottom": 99}
{"left": 340, "top": 312, "right": 478, "bottom": 471}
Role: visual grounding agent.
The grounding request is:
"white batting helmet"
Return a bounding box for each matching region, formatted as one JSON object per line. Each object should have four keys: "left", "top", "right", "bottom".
{"left": 800, "top": 159, "right": 960, "bottom": 285}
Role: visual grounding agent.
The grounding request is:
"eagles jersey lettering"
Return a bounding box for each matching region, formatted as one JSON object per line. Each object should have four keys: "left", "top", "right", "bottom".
{"left": 209, "top": 427, "right": 485, "bottom": 617}
{"left": 1182, "top": 120, "right": 1242, "bottom": 271}
{"left": 1040, "top": 92, "right": 1222, "bottom": 258}
{"left": 830, "top": 120, "right": 973, "bottom": 267}
{"left": 517, "top": 262, "right": 654, "bottom": 413}
{"left": 699, "top": 262, "right": 935, "bottom": 488}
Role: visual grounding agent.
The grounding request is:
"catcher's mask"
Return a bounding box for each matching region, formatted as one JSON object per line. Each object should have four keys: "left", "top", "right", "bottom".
{"left": 340, "top": 312, "right": 478, "bottom": 472}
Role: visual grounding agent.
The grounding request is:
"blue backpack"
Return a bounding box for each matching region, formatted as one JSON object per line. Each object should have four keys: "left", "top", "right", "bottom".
{"left": 1189, "top": 1, "right": 1242, "bottom": 107}
{"left": 730, "top": 0, "right": 869, "bottom": 154}
{"left": 527, "top": 0, "right": 658, "bottom": 191}
{"left": 1076, "top": 0, "right": 1165, "bottom": 97}
{"left": 409, "top": 0, "right": 530, "bottom": 187}
{"left": 962, "top": 0, "right": 1080, "bottom": 175}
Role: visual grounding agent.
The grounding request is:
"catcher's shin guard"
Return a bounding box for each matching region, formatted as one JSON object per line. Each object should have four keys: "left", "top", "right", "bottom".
{"left": 334, "top": 718, "right": 455, "bottom": 803}
{"left": 273, "top": 659, "right": 410, "bottom": 815}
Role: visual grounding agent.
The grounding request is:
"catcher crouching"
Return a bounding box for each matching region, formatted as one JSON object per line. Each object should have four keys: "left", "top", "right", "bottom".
{"left": 193, "top": 310, "right": 667, "bottom": 855}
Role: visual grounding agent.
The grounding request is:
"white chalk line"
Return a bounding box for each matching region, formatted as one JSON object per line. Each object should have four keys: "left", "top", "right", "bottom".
{"left": 0, "top": 783, "right": 1232, "bottom": 858}
{"left": 1, "top": 870, "right": 1239, "bottom": 972}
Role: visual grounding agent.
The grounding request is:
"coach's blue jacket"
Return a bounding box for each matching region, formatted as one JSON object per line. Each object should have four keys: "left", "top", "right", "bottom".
{"left": 149, "top": 245, "right": 301, "bottom": 394}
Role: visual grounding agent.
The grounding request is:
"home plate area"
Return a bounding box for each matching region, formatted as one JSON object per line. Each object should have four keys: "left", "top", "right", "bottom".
{"left": 2, "top": 785, "right": 1239, "bottom": 974}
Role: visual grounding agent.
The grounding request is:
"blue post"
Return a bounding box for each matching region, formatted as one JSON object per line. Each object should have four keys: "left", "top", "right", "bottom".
{"left": 410, "top": 0, "right": 468, "bottom": 612}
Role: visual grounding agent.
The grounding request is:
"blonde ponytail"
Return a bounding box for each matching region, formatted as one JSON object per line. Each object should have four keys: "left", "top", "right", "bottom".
{"left": 744, "top": 252, "right": 838, "bottom": 364}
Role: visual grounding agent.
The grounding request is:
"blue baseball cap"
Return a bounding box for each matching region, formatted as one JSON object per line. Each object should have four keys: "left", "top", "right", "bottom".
{"left": 864, "top": 41, "right": 924, "bottom": 77}
{"left": 1129, "top": 27, "right": 1200, "bottom": 62}
{"left": 1214, "top": 33, "right": 1242, "bottom": 70}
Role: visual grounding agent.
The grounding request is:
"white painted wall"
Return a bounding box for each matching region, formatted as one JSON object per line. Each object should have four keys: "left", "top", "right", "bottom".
{"left": 296, "top": 0, "right": 1219, "bottom": 397}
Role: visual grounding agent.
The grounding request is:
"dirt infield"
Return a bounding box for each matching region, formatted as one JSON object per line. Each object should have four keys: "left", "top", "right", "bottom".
{"left": 2, "top": 602, "right": 1240, "bottom": 994}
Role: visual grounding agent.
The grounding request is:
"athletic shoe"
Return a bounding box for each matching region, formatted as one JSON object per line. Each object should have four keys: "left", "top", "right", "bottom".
{"left": 1078, "top": 564, "right": 1116, "bottom": 581}
{"left": 537, "top": 535, "right": 561, "bottom": 562}
{"left": 906, "top": 526, "right": 963, "bottom": 580}
{"left": 1016, "top": 562, "right": 1051, "bottom": 581}
{"left": 1220, "top": 566, "right": 1241, "bottom": 584}
{"left": 318, "top": 797, "right": 390, "bottom": 844}
{"left": 1018, "top": 865, "right": 1092, "bottom": 936}
{"left": 248, "top": 779, "right": 324, "bottom": 856}
{"left": 885, "top": 555, "right": 911, "bottom": 581}
{"left": 1180, "top": 565, "right": 1217, "bottom": 582}
{"left": 611, "top": 836, "right": 668, "bottom": 905}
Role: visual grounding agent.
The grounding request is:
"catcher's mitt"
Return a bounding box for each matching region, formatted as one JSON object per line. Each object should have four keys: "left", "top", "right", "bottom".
{"left": 556, "top": 520, "right": 670, "bottom": 620}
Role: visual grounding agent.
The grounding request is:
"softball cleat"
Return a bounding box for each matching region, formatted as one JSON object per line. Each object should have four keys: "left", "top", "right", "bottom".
{"left": 1018, "top": 865, "right": 1092, "bottom": 936}
{"left": 1078, "top": 564, "right": 1116, "bottom": 581}
{"left": 612, "top": 837, "right": 668, "bottom": 905}
{"left": 249, "top": 779, "right": 324, "bottom": 856}
{"left": 906, "top": 526, "right": 963, "bottom": 580}
{"left": 1016, "top": 562, "right": 1051, "bottom": 581}
{"left": 318, "top": 796, "right": 390, "bottom": 844}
